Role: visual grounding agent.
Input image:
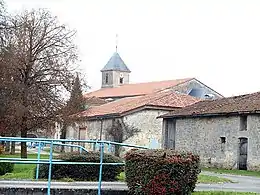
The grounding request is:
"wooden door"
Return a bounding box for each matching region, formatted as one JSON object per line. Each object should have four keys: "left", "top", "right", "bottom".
{"left": 165, "top": 119, "right": 176, "bottom": 149}
{"left": 238, "top": 137, "right": 248, "bottom": 170}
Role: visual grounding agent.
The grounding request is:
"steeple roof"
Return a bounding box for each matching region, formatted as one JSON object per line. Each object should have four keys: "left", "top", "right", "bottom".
{"left": 101, "top": 52, "right": 131, "bottom": 72}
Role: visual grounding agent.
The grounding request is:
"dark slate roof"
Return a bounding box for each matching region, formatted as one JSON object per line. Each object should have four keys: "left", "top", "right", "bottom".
{"left": 159, "top": 91, "right": 260, "bottom": 118}
{"left": 101, "top": 52, "right": 131, "bottom": 72}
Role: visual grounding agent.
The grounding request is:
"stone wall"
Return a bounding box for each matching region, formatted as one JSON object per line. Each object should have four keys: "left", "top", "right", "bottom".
{"left": 175, "top": 116, "right": 239, "bottom": 169}
{"left": 66, "top": 109, "right": 169, "bottom": 153}
{"left": 84, "top": 109, "right": 168, "bottom": 149}
{"left": 169, "top": 115, "right": 260, "bottom": 170}
{"left": 101, "top": 71, "right": 113, "bottom": 88}
{"left": 65, "top": 119, "right": 113, "bottom": 152}
{"left": 0, "top": 188, "right": 128, "bottom": 195}
{"left": 122, "top": 109, "right": 168, "bottom": 148}
{"left": 101, "top": 70, "right": 130, "bottom": 88}
{"left": 113, "top": 71, "right": 130, "bottom": 86}
{"left": 246, "top": 115, "right": 260, "bottom": 170}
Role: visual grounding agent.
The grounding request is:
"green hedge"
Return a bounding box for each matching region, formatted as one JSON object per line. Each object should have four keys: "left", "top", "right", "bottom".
{"left": 0, "top": 162, "right": 14, "bottom": 175}
{"left": 125, "top": 149, "right": 201, "bottom": 195}
{"left": 35, "top": 152, "right": 123, "bottom": 181}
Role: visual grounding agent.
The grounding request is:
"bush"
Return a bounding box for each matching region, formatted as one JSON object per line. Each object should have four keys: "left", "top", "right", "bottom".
{"left": 36, "top": 152, "right": 123, "bottom": 181}
{"left": 0, "top": 145, "right": 5, "bottom": 154}
{"left": 125, "top": 149, "right": 201, "bottom": 195}
{"left": 0, "top": 162, "right": 14, "bottom": 175}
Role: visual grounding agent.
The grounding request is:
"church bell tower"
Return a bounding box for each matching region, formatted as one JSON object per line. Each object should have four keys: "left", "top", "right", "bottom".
{"left": 100, "top": 35, "right": 131, "bottom": 88}
{"left": 101, "top": 52, "right": 131, "bottom": 88}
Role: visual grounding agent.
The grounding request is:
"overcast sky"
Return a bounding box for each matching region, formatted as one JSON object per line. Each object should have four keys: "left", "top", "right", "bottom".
{"left": 5, "top": 0, "right": 260, "bottom": 97}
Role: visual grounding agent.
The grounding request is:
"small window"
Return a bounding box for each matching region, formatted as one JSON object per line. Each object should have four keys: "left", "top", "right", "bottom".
{"left": 119, "top": 77, "right": 123, "bottom": 84}
{"left": 220, "top": 137, "right": 226, "bottom": 152}
{"left": 220, "top": 137, "right": 226, "bottom": 144}
{"left": 240, "top": 116, "right": 247, "bottom": 131}
{"left": 105, "top": 73, "right": 108, "bottom": 84}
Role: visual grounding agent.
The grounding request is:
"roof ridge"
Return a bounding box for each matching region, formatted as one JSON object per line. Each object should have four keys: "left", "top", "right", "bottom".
{"left": 122, "top": 77, "right": 194, "bottom": 86}
{"left": 84, "top": 77, "right": 197, "bottom": 99}
{"left": 160, "top": 91, "right": 260, "bottom": 118}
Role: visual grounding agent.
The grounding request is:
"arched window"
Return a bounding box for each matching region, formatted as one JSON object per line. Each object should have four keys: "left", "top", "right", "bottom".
{"left": 105, "top": 73, "right": 108, "bottom": 84}
{"left": 119, "top": 73, "right": 124, "bottom": 84}
{"left": 120, "top": 77, "right": 123, "bottom": 84}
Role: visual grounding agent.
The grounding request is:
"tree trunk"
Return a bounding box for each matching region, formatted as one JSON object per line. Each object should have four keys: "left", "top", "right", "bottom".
{"left": 5, "top": 141, "right": 10, "bottom": 153}
{"left": 11, "top": 141, "right": 15, "bottom": 154}
{"left": 114, "top": 145, "right": 120, "bottom": 157}
{"left": 10, "top": 132, "right": 16, "bottom": 154}
{"left": 21, "top": 129, "right": 27, "bottom": 158}
{"left": 60, "top": 123, "right": 67, "bottom": 153}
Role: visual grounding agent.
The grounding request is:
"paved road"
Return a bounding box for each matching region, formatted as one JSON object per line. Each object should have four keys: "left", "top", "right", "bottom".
{"left": 1, "top": 172, "right": 260, "bottom": 193}
{"left": 197, "top": 171, "right": 260, "bottom": 192}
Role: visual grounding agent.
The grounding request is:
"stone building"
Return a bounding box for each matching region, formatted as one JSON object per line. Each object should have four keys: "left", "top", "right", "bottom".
{"left": 66, "top": 90, "right": 200, "bottom": 152}
{"left": 160, "top": 92, "right": 260, "bottom": 171}
{"left": 62, "top": 51, "right": 223, "bottom": 152}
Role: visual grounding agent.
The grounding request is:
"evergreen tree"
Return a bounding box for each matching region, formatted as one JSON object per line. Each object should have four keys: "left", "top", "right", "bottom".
{"left": 60, "top": 73, "right": 85, "bottom": 152}
{"left": 66, "top": 73, "right": 85, "bottom": 114}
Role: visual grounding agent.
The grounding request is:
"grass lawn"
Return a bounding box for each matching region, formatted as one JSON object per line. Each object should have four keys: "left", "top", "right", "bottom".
{"left": 0, "top": 153, "right": 50, "bottom": 159}
{"left": 117, "top": 172, "right": 233, "bottom": 184}
{"left": 203, "top": 167, "right": 260, "bottom": 177}
{"left": 193, "top": 192, "right": 260, "bottom": 195}
{"left": 197, "top": 174, "right": 233, "bottom": 184}
{"left": 0, "top": 164, "right": 35, "bottom": 179}
{"left": 0, "top": 153, "right": 52, "bottom": 180}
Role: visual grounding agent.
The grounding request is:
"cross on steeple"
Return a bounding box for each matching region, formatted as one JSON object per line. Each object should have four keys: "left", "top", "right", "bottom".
{"left": 115, "top": 34, "right": 118, "bottom": 52}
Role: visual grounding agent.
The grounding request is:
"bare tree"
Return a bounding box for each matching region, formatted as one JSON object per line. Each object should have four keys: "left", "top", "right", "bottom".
{"left": 106, "top": 119, "right": 141, "bottom": 156}
{"left": 1, "top": 9, "right": 80, "bottom": 158}
{"left": 0, "top": 0, "right": 15, "bottom": 152}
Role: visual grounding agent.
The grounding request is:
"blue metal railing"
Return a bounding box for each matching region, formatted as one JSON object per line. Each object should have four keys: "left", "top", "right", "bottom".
{"left": 0, "top": 137, "right": 148, "bottom": 195}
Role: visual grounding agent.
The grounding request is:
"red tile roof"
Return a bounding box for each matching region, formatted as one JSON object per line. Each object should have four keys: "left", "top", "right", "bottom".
{"left": 160, "top": 91, "right": 260, "bottom": 118}
{"left": 84, "top": 96, "right": 107, "bottom": 106}
{"left": 84, "top": 78, "right": 193, "bottom": 98}
{"left": 75, "top": 90, "right": 200, "bottom": 119}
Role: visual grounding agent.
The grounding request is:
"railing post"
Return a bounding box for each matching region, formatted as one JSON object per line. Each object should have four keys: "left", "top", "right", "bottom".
{"left": 94, "top": 140, "right": 97, "bottom": 151}
{"left": 35, "top": 142, "right": 41, "bottom": 180}
{"left": 98, "top": 142, "right": 104, "bottom": 195}
{"left": 47, "top": 141, "right": 54, "bottom": 195}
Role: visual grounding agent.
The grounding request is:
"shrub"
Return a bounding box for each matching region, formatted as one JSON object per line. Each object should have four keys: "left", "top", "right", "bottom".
{"left": 0, "top": 162, "right": 14, "bottom": 175}
{"left": 0, "top": 145, "right": 4, "bottom": 154}
{"left": 36, "top": 152, "right": 123, "bottom": 181}
{"left": 125, "top": 149, "right": 201, "bottom": 195}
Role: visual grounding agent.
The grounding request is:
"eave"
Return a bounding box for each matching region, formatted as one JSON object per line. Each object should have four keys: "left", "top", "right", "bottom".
{"left": 158, "top": 110, "right": 260, "bottom": 119}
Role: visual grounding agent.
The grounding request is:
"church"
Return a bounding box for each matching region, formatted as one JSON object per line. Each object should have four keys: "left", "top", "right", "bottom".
{"left": 85, "top": 51, "right": 223, "bottom": 101}
{"left": 64, "top": 51, "right": 223, "bottom": 152}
